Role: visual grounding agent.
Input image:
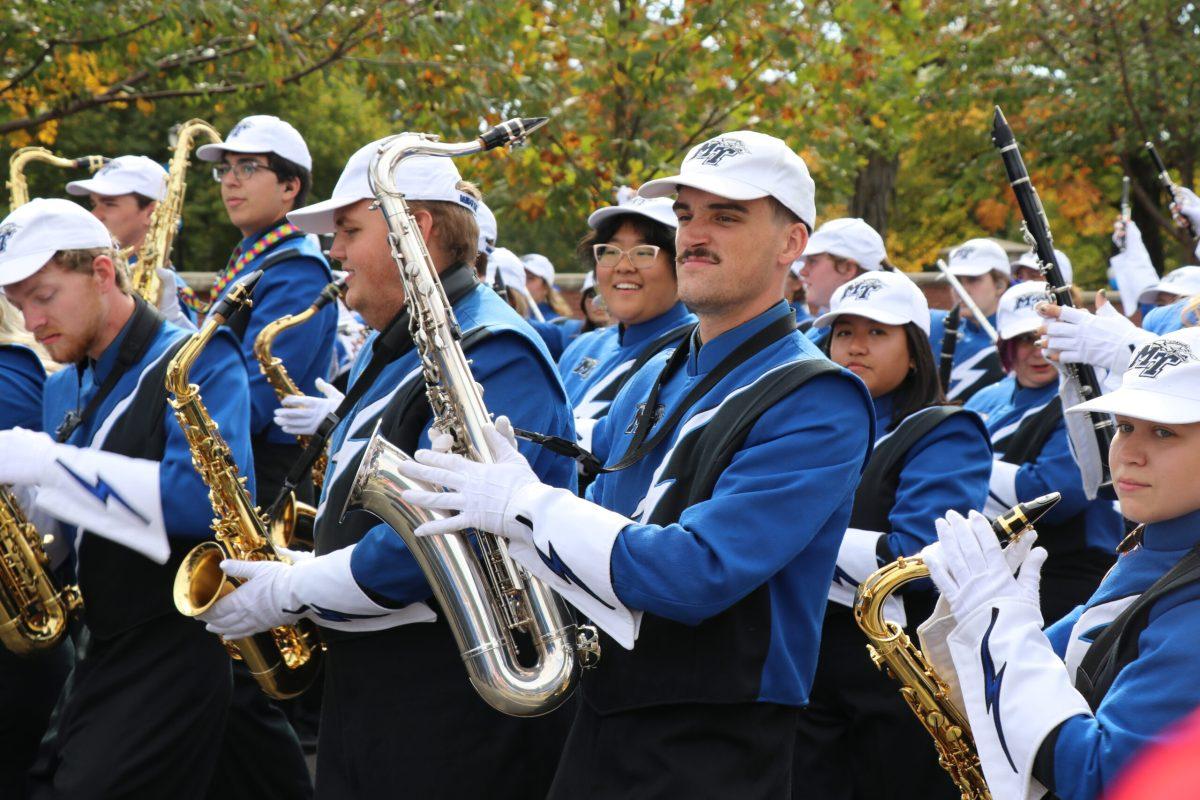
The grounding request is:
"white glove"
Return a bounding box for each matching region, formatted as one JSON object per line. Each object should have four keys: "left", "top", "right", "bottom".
{"left": 922, "top": 510, "right": 1048, "bottom": 623}
{"left": 272, "top": 543, "right": 314, "bottom": 563}
{"left": 1174, "top": 186, "right": 1200, "bottom": 232}
{"left": 201, "top": 558, "right": 306, "bottom": 638}
{"left": 273, "top": 378, "right": 344, "bottom": 436}
{"left": 0, "top": 429, "right": 61, "bottom": 486}
{"left": 1040, "top": 302, "right": 1153, "bottom": 375}
{"left": 396, "top": 416, "right": 541, "bottom": 541}
{"left": 155, "top": 268, "right": 197, "bottom": 330}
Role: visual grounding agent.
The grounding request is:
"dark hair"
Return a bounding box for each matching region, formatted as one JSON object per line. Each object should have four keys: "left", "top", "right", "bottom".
{"left": 576, "top": 212, "right": 677, "bottom": 269}
{"left": 821, "top": 320, "right": 948, "bottom": 429}
{"left": 267, "top": 151, "right": 311, "bottom": 209}
{"left": 133, "top": 194, "right": 156, "bottom": 210}
{"left": 578, "top": 285, "right": 601, "bottom": 334}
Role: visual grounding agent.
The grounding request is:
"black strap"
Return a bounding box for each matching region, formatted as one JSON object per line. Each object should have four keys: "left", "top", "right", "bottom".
{"left": 225, "top": 237, "right": 311, "bottom": 341}
{"left": 55, "top": 296, "right": 165, "bottom": 443}
{"left": 595, "top": 321, "right": 695, "bottom": 406}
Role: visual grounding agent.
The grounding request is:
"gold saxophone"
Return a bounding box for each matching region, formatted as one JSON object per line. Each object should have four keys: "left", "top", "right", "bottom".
{"left": 168, "top": 272, "right": 323, "bottom": 699}
{"left": 852, "top": 494, "right": 1061, "bottom": 800}
{"left": 132, "top": 119, "right": 222, "bottom": 306}
{"left": 7, "top": 146, "right": 108, "bottom": 208}
{"left": 0, "top": 486, "right": 81, "bottom": 655}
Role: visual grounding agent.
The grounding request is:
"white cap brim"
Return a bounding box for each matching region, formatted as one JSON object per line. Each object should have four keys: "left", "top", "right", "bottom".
{"left": 998, "top": 317, "right": 1041, "bottom": 341}
{"left": 287, "top": 194, "right": 368, "bottom": 235}
{"left": 639, "top": 172, "right": 771, "bottom": 205}
{"left": 1137, "top": 281, "right": 1195, "bottom": 304}
{"left": 1070, "top": 386, "right": 1200, "bottom": 424}
{"left": 812, "top": 307, "right": 919, "bottom": 333}
{"left": 0, "top": 249, "right": 56, "bottom": 287}
{"left": 949, "top": 261, "right": 1001, "bottom": 278}
{"left": 196, "top": 141, "right": 262, "bottom": 163}
{"left": 65, "top": 177, "right": 129, "bottom": 197}
{"left": 586, "top": 204, "right": 677, "bottom": 230}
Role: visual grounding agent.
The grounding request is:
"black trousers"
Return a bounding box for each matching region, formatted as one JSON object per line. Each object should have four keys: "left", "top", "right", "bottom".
{"left": 0, "top": 640, "right": 72, "bottom": 799}
{"left": 315, "top": 622, "right": 571, "bottom": 799}
{"left": 793, "top": 604, "right": 960, "bottom": 800}
{"left": 1041, "top": 547, "right": 1116, "bottom": 628}
{"left": 27, "top": 616, "right": 231, "bottom": 800}
{"left": 549, "top": 695, "right": 799, "bottom": 800}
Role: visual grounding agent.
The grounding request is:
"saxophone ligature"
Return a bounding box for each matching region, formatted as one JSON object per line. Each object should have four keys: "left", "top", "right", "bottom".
{"left": 7, "top": 147, "right": 109, "bottom": 208}
{"left": 343, "top": 117, "right": 596, "bottom": 717}
{"left": 132, "top": 119, "right": 223, "bottom": 306}
{"left": 853, "top": 493, "right": 1061, "bottom": 800}
{"left": 169, "top": 271, "right": 323, "bottom": 699}
{"left": 0, "top": 487, "right": 81, "bottom": 655}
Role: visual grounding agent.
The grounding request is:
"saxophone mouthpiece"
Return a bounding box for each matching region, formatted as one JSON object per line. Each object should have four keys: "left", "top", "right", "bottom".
{"left": 991, "top": 492, "right": 1061, "bottom": 540}
{"left": 209, "top": 269, "right": 264, "bottom": 323}
{"left": 478, "top": 117, "right": 550, "bottom": 151}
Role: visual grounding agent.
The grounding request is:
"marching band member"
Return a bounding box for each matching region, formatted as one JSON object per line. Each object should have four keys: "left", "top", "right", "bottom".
{"left": 522, "top": 252, "right": 573, "bottom": 319}
{"left": 198, "top": 140, "right": 577, "bottom": 799}
{"left": 558, "top": 194, "right": 695, "bottom": 452}
{"left": 922, "top": 326, "right": 1200, "bottom": 800}
{"left": 796, "top": 216, "right": 888, "bottom": 336}
{"left": 928, "top": 237, "right": 1011, "bottom": 402}
{"left": 0, "top": 198, "right": 247, "bottom": 799}
{"left": 397, "top": 131, "right": 875, "bottom": 797}
{"left": 1013, "top": 247, "right": 1072, "bottom": 285}
{"left": 1138, "top": 266, "right": 1200, "bottom": 334}
{"left": 793, "top": 270, "right": 991, "bottom": 800}
{"left": 966, "top": 281, "right": 1123, "bottom": 624}
{"left": 487, "top": 245, "right": 539, "bottom": 319}
{"left": 576, "top": 269, "right": 611, "bottom": 332}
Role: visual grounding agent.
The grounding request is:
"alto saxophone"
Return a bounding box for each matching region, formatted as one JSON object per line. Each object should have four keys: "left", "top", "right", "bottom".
{"left": 168, "top": 272, "right": 323, "bottom": 699}
{"left": 0, "top": 486, "right": 81, "bottom": 655}
{"left": 7, "top": 147, "right": 108, "bottom": 208}
{"left": 852, "top": 494, "right": 1061, "bottom": 800}
{"left": 132, "top": 119, "right": 222, "bottom": 306}
{"left": 344, "top": 118, "right": 596, "bottom": 717}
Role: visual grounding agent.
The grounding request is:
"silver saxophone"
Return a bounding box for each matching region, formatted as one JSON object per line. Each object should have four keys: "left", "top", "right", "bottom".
{"left": 343, "top": 118, "right": 598, "bottom": 717}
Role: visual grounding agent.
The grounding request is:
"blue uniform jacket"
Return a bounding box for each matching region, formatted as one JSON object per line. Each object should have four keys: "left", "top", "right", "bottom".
{"left": 212, "top": 232, "right": 335, "bottom": 444}
{"left": 0, "top": 345, "right": 46, "bottom": 430}
{"left": 530, "top": 316, "right": 583, "bottom": 361}
{"left": 966, "top": 375, "right": 1123, "bottom": 552}
{"left": 587, "top": 300, "right": 874, "bottom": 705}
{"left": 929, "top": 309, "right": 1003, "bottom": 401}
{"left": 42, "top": 311, "right": 254, "bottom": 541}
{"left": 333, "top": 285, "right": 577, "bottom": 604}
{"left": 557, "top": 301, "right": 695, "bottom": 420}
{"left": 1142, "top": 297, "right": 1198, "bottom": 335}
{"left": 1043, "top": 508, "right": 1200, "bottom": 800}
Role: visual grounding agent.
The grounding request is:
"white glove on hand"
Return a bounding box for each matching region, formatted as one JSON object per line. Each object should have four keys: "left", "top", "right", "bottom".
{"left": 1174, "top": 186, "right": 1200, "bottom": 232}
{"left": 0, "top": 429, "right": 66, "bottom": 487}
{"left": 922, "top": 510, "right": 1048, "bottom": 623}
{"left": 200, "top": 558, "right": 306, "bottom": 639}
{"left": 395, "top": 416, "right": 541, "bottom": 541}
{"left": 273, "top": 378, "right": 344, "bottom": 436}
{"left": 1040, "top": 301, "right": 1153, "bottom": 375}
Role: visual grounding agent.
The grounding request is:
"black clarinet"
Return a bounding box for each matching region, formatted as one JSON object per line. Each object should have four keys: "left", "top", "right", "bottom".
{"left": 992, "top": 106, "right": 1114, "bottom": 486}
{"left": 1145, "top": 141, "right": 1198, "bottom": 240}
{"left": 938, "top": 304, "right": 960, "bottom": 394}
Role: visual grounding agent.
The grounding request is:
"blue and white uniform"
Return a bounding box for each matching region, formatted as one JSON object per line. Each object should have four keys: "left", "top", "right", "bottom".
{"left": 929, "top": 309, "right": 1004, "bottom": 402}
{"left": 1142, "top": 297, "right": 1198, "bottom": 335}
{"left": 0, "top": 344, "right": 45, "bottom": 430}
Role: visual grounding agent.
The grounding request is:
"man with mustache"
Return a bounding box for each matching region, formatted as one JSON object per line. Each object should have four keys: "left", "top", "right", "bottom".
{"left": 397, "top": 131, "right": 875, "bottom": 796}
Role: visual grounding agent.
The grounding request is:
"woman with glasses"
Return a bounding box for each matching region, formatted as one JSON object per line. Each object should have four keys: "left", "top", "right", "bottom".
{"left": 557, "top": 195, "right": 696, "bottom": 453}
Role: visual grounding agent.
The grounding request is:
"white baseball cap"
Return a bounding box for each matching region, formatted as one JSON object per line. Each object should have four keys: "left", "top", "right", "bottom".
{"left": 582, "top": 270, "right": 597, "bottom": 293}
{"left": 1136, "top": 265, "right": 1200, "bottom": 304}
{"left": 487, "top": 247, "right": 533, "bottom": 299}
{"left": 65, "top": 155, "right": 168, "bottom": 201}
{"left": 1014, "top": 247, "right": 1073, "bottom": 286}
{"left": 996, "top": 280, "right": 1053, "bottom": 340}
{"left": 947, "top": 238, "right": 1012, "bottom": 278}
{"left": 475, "top": 200, "right": 498, "bottom": 254}
{"left": 638, "top": 131, "right": 816, "bottom": 229}
{"left": 196, "top": 115, "right": 312, "bottom": 171}
{"left": 522, "top": 253, "right": 555, "bottom": 286}
{"left": 0, "top": 198, "right": 115, "bottom": 286}
{"left": 813, "top": 270, "right": 930, "bottom": 336}
{"left": 789, "top": 258, "right": 804, "bottom": 277}
{"left": 587, "top": 194, "right": 678, "bottom": 230}
{"left": 1069, "top": 328, "right": 1200, "bottom": 424}
{"left": 802, "top": 217, "right": 887, "bottom": 272}
{"left": 287, "top": 138, "right": 477, "bottom": 235}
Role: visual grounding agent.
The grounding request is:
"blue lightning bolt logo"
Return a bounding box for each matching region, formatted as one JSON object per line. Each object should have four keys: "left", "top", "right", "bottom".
{"left": 56, "top": 459, "right": 150, "bottom": 525}
{"left": 981, "top": 606, "right": 1018, "bottom": 772}
{"left": 832, "top": 564, "right": 857, "bottom": 587}
{"left": 284, "top": 603, "right": 386, "bottom": 623}
{"left": 536, "top": 541, "right": 615, "bottom": 610}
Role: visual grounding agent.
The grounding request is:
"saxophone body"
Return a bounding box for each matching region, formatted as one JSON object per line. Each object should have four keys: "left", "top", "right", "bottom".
{"left": 0, "top": 487, "right": 81, "bottom": 655}
{"left": 852, "top": 494, "right": 1061, "bottom": 800}
{"left": 168, "top": 273, "right": 323, "bottom": 699}
{"left": 344, "top": 118, "right": 595, "bottom": 717}
{"left": 132, "top": 119, "right": 223, "bottom": 306}
{"left": 7, "top": 147, "right": 109, "bottom": 208}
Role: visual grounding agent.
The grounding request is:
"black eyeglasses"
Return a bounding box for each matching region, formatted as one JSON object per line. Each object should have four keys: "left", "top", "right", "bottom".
{"left": 592, "top": 243, "right": 661, "bottom": 270}
{"left": 212, "top": 161, "right": 278, "bottom": 183}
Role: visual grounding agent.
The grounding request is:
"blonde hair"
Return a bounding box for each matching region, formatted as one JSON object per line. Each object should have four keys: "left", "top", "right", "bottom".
{"left": 408, "top": 180, "right": 481, "bottom": 267}
{"left": 0, "top": 295, "right": 60, "bottom": 373}
{"left": 52, "top": 246, "right": 131, "bottom": 293}
{"left": 1184, "top": 294, "right": 1200, "bottom": 327}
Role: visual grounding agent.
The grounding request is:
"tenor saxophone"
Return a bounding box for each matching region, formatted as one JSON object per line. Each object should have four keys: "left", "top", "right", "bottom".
{"left": 132, "top": 119, "right": 222, "bottom": 306}
{"left": 7, "top": 147, "right": 108, "bottom": 208}
{"left": 168, "top": 271, "right": 323, "bottom": 699}
{"left": 0, "top": 486, "right": 81, "bottom": 655}
{"left": 852, "top": 494, "right": 1061, "bottom": 800}
{"left": 344, "top": 118, "right": 596, "bottom": 717}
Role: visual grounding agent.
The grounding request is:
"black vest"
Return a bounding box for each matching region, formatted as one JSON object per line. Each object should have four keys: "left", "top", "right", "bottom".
{"left": 582, "top": 359, "right": 840, "bottom": 713}
{"left": 75, "top": 334, "right": 193, "bottom": 640}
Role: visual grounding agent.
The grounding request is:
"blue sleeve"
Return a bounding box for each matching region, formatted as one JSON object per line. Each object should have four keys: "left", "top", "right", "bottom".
{"left": 351, "top": 332, "right": 576, "bottom": 606}
{"left": 238, "top": 257, "right": 335, "bottom": 437}
{"left": 1015, "top": 422, "right": 1090, "bottom": 523}
{"left": 927, "top": 310, "right": 947, "bottom": 359}
{"left": 160, "top": 330, "right": 256, "bottom": 539}
{"left": 1051, "top": 589, "right": 1200, "bottom": 800}
{"left": 530, "top": 319, "right": 568, "bottom": 361}
{"left": 1045, "top": 604, "right": 1085, "bottom": 659}
{"left": 884, "top": 412, "right": 991, "bottom": 557}
{"left": 1142, "top": 300, "right": 1191, "bottom": 335}
{"left": 0, "top": 347, "right": 46, "bottom": 431}
{"left": 609, "top": 374, "right": 871, "bottom": 624}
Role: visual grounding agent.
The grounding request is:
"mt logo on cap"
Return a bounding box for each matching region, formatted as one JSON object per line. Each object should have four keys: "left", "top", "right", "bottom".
{"left": 1013, "top": 289, "right": 1051, "bottom": 311}
{"left": 0, "top": 223, "right": 16, "bottom": 254}
{"left": 690, "top": 138, "right": 750, "bottom": 167}
{"left": 229, "top": 119, "right": 254, "bottom": 138}
{"left": 844, "top": 277, "right": 885, "bottom": 301}
{"left": 1130, "top": 340, "right": 1195, "bottom": 379}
